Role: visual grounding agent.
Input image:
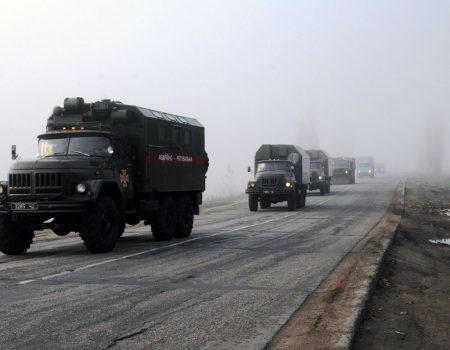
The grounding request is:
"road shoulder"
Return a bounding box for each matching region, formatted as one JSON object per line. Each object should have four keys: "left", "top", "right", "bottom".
{"left": 267, "top": 181, "right": 405, "bottom": 350}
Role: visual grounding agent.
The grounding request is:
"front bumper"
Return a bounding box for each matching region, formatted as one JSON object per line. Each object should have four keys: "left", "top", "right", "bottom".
{"left": 309, "top": 180, "right": 326, "bottom": 191}
{"left": 246, "top": 187, "right": 295, "bottom": 196}
{"left": 0, "top": 200, "right": 91, "bottom": 215}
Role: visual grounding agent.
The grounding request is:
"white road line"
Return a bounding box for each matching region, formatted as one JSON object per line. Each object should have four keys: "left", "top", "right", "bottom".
{"left": 18, "top": 186, "right": 351, "bottom": 285}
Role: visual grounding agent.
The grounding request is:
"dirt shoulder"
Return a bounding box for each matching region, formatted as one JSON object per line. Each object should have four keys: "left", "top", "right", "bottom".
{"left": 267, "top": 183, "right": 405, "bottom": 350}
{"left": 353, "top": 178, "right": 450, "bottom": 350}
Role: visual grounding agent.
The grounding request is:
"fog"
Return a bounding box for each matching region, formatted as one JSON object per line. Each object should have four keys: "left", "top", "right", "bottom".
{"left": 1, "top": 0, "right": 449, "bottom": 198}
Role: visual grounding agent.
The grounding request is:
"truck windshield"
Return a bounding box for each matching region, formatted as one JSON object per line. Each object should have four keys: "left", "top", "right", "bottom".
{"left": 257, "top": 162, "right": 292, "bottom": 172}
{"left": 38, "top": 136, "right": 112, "bottom": 158}
{"left": 333, "top": 160, "right": 350, "bottom": 168}
{"left": 310, "top": 162, "right": 324, "bottom": 170}
{"left": 358, "top": 164, "right": 372, "bottom": 169}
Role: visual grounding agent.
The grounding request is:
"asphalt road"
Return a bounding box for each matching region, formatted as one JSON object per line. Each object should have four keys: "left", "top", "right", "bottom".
{"left": 0, "top": 177, "right": 398, "bottom": 350}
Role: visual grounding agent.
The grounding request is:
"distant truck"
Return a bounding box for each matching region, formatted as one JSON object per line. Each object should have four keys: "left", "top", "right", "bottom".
{"left": 246, "top": 144, "right": 310, "bottom": 211}
{"left": 0, "top": 97, "right": 208, "bottom": 254}
{"left": 332, "top": 157, "right": 356, "bottom": 184}
{"left": 375, "top": 162, "right": 385, "bottom": 175}
{"left": 306, "top": 149, "right": 332, "bottom": 195}
{"left": 357, "top": 156, "right": 375, "bottom": 178}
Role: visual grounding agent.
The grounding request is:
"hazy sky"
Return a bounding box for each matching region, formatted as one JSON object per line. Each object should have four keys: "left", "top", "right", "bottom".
{"left": 1, "top": 0, "right": 449, "bottom": 197}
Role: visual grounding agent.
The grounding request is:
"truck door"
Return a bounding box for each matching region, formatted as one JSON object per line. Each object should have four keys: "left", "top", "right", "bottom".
{"left": 115, "top": 138, "right": 134, "bottom": 201}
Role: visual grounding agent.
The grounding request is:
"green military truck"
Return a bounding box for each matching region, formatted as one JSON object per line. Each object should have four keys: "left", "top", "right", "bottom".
{"left": 246, "top": 144, "right": 310, "bottom": 211}
{"left": 0, "top": 97, "right": 208, "bottom": 254}
{"left": 332, "top": 157, "right": 356, "bottom": 184}
{"left": 306, "top": 149, "right": 332, "bottom": 195}
{"left": 357, "top": 156, "right": 375, "bottom": 178}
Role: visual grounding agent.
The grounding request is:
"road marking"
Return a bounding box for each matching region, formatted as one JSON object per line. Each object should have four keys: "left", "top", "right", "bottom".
{"left": 18, "top": 186, "right": 351, "bottom": 285}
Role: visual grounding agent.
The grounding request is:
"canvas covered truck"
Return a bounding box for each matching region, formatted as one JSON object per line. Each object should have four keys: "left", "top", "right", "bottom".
{"left": 246, "top": 144, "right": 310, "bottom": 211}
{"left": 0, "top": 97, "right": 208, "bottom": 254}
{"left": 332, "top": 157, "right": 356, "bottom": 184}
{"left": 306, "top": 149, "right": 332, "bottom": 195}
{"left": 357, "top": 156, "right": 375, "bottom": 178}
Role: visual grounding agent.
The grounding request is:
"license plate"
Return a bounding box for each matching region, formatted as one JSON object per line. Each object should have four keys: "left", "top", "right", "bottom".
{"left": 11, "top": 203, "right": 38, "bottom": 211}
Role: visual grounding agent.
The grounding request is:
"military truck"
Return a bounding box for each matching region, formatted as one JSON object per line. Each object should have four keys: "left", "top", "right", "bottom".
{"left": 332, "top": 157, "right": 356, "bottom": 184}
{"left": 375, "top": 162, "right": 385, "bottom": 175}
{"left": 246, "top": 144, "right": 310, "bottom": 211}
{"left": 357, "top": 156, "right": 375, "bottom": 178}
{"left": 0, "top": 97, "right": 207, "bottom": 254}
{"left": 306, "top": 149, "right": 332, "bottom": 195}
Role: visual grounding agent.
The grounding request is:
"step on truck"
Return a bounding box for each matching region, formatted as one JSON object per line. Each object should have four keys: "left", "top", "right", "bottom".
{"left": 0, "top": 97, "right": 208, "bottom": 254}
{"left": 306, "top": 149, "right": 333, "bottom": 195}
{"left": 246, "top": 144, "right": 310, "bottom": 211}
{"left": 332, "top": 157, "right": 356, "bottom": 184}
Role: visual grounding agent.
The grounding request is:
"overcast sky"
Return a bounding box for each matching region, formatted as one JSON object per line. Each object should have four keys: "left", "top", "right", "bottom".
{"left": 1, "top": 0, "right": 449, "bottom": 197}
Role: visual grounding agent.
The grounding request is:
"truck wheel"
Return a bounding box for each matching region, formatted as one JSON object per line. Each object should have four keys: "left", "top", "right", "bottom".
{"left": 249, "top": 195, "right": 258, "bottom": 212}
{"left": 297, "top": 191, "right": 306, "bottom": 208}
{"left": 320, "top": 184, "right": 326, "bottom": 196}
{"left": 174, "top": 196, "right": 193, "bottom": 238}
{"left": 80, "top": 196, "right": 121, "bottom": 253}
{"left": 287, "top": 193, "right": 297, "bottom": 211}
{"left": 260, "top": 198, "right": 271, "bottom": 209}
{"left": 0, "top": 215, "right": 34, "bottom": 255}
{"left": 326, "top": 181, "right": 331, "bottom": 193}
{"left": 151, "top": 196, "right": 177, "bottom": 241}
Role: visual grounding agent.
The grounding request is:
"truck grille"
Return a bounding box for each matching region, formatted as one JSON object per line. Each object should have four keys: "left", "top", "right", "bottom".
{"left": 35, "top": 173, "right": 62, "bottom": 193}
{"left": 261, "top": 177, "right": 279, "bottom": 188}
{"left": 9, "top": 173, "right": 32, "bottom": 194}
{"left": 8, "top": 172, "right": 63, "bottom": 195}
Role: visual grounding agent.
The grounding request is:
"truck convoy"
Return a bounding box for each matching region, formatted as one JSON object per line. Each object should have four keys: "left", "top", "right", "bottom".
{"left": 246, "top": 144, "right": 310, "bottom": 211}
{"left": 306, "top": 149, "right": 332, "bottom": 195}
{"left": 357, "top": 156, "right": 375, "bottom": 178}
{"left": 0, "top": 97, "right": 208, "bottom": 254}
{"left": 332, "top": 157, "right": 356, "bottom": 184}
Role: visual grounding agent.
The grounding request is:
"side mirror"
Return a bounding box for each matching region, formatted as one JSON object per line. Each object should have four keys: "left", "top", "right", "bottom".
{"left": 11, "top": 145, "right": 18, "bottom": 160}
{"left": 247, "top": 166, "right": 251, "bottom": 173}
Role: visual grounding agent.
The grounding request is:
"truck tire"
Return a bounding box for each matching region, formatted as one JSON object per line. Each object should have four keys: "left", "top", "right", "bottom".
{"left": 260, "top": 198, "right": 271, "bottom": 209}
{"left": 297, "top": 190, "right": 306, "bottom": 208}
{"left": 249, "top": 195, "right": 258, "bottom": 212}
{"left": 320, "top": 184, "right": 326, "bottom": 196}
{"left": 80, "top": 196, "right": 121, "bottom": 253}
{"left": 287, "top": 193, "right": 297, "bottom": 211}
{"left": 326, "top": 181, "right": 331, "bottom": 193}
{"left": 0, "top": 215, "right": 34, "bottom": 255}
{"left": 174, "top": 196, "right": 193, "bottom": 238}
{"left": 151, "top": 196, "right": 177, "bottom": 241}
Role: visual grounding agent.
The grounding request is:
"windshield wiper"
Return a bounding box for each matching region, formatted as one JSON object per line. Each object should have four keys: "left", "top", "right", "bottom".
{"left": 71, "top": 150, "right": 91, "bottom": 157}
{"left": 43, "top": 152, "right": 66, "bottom": 158}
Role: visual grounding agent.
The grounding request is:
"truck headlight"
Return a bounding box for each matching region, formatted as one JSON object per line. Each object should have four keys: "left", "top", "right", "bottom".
{"left": 345, "top": 170, "right": 348, "bottom": 174}
{"left": 318, "top": 176, "right": 323, "bottom": 180}
{"left": 0, "top": 185, "right": 4, "bottom": 194}
{"left": 76, "top": 183, "right": 87, "bottom": 193}
{"left": 247, "top": 181, "right": 256, "bottom": 189}
{"left": 369, "top": 170, "right": 372, "bottom": 173}
{"left": 285, "top": 181, "right": 293, "bottom": 188}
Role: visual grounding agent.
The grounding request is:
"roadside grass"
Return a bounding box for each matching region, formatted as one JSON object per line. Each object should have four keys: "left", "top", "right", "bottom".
{"left": 432, "top": 176, "right": 450, "bottom": 190}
